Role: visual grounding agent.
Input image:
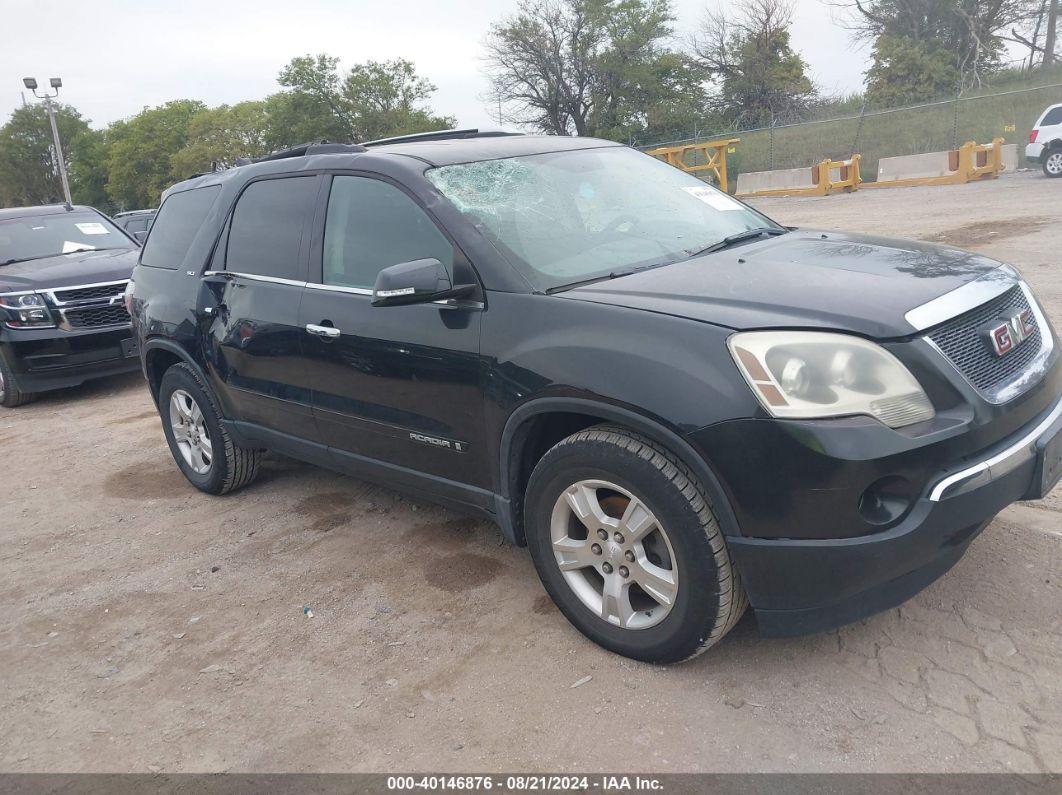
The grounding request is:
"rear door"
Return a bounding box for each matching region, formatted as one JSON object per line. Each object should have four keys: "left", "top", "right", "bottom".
{"left": 298, "top": 173, "right": 490, "bottom": 493}
{"left": 204, "top": 174, "right": 320, "bottom": 441}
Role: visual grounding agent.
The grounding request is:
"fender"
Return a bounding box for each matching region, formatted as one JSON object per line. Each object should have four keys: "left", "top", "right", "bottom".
{"left": 141, "top": 337, "right": 213, "bottom": 408}
{"left": 497, "top": 397, "right": 742, "bottom": 545}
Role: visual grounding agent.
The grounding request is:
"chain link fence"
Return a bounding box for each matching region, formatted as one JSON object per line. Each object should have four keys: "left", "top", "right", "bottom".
{"left": 645, "top": 78, "right": 1062, "bottom": 185}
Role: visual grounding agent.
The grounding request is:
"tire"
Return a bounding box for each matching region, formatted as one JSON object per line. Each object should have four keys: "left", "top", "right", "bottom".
{"left": 1044, "top": 149, "right": 1062, "bottom": 178}
{"left": 158, "top": 363, "right": 261, "bottom": 495}
{"left": 524, "top": 424, "right": 747, "bottom": 663}
{"left": 0, "top": 353, "right": 35, "bottom": 408}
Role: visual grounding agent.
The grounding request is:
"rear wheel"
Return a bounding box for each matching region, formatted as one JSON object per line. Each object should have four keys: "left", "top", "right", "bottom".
{"left": 0, "top": 354, "right": 35, "bottom": 408}
{"left": 159, "top": 363, "right": 261, "bottom": 494}
{"left": 525, "top": 425, "right": 747, "bottom": 663}
{"left": 1044, "top": 150, "right": 1062, "bottom": 178}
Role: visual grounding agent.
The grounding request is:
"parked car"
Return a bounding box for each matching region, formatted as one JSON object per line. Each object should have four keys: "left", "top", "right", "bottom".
{"left": 130, "top": 132, "right": 1062, "bottom": 663}
{"left": 1027, "top": 103, "right": 1062, "bottom": 177}
{"left": 0, "top": 204, "right": 141, "bottom": 408}
{"left": 113, "top": 209, "right": 157, "bottom": 243}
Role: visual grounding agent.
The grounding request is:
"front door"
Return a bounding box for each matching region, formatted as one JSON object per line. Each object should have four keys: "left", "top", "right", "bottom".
{"left": 298, "top": 174, "right": 489, "bottom": 494}
{"left": 205, "top": 174, "right": 320, "bottom": 441}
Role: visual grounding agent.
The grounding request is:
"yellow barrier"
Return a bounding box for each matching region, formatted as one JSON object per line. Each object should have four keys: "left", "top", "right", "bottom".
{"left": 647, "top": 138, "right": 740, "bottom": 193}
{"left": 863, "top": 138, "right": 1004, "bottom": 189}
{"left": 736, "top": 155, "right": 862, "bottom": 198}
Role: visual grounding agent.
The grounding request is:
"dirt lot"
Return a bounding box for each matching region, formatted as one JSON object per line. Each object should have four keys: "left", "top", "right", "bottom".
{"left": 2, "top": 171, "right": 1061, "bottom": 774}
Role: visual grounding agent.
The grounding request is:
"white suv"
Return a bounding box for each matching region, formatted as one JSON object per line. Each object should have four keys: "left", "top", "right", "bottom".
{"left": 1028, "top": 103, "right": 1062, "bottom": 178}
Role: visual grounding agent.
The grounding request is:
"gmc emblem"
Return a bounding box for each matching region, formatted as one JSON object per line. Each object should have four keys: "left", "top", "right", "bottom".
{"left": 987, "top": 308, "right": 1036, "bottom": 357}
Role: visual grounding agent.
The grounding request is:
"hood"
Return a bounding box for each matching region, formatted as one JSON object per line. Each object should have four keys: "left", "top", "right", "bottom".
{"left": 0, "top": 248, "right": 139, "bottom": 293}
{"left": 560, "top": 230, "right": 1012, "bottom": 339}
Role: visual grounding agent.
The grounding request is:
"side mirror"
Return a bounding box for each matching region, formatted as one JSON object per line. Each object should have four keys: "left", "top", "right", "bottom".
{"left": 371, "top": 258, "right": 475, "bottom": 307}
{"left": 133, "top": 230, "right": 149, "bottom": 245}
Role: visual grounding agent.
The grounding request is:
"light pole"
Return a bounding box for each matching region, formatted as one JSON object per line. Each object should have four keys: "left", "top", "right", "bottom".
{"left": 22, "top": 76, "right": 73, "bottom": 207}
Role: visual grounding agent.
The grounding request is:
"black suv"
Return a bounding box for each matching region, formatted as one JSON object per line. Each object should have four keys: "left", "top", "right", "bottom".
{"left": 130, "top": 132, "right": 1062, "bottom": 663}
{"left": 1, "top": 204, "right": 141, "bottom": 408}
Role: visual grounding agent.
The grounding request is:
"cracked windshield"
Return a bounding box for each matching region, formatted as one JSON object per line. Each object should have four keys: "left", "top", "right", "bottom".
{"left": 427, "top": 146, "right": 775, "bottom": 290}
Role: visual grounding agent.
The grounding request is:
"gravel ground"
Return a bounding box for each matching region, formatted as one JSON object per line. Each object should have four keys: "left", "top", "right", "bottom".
{"left": 1, "top": 171, "right": 1060, "bottom": 774}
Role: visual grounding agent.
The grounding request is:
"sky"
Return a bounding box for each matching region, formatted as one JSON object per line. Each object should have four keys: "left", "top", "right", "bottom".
{"left": 1, "top": 0, "right": 871, "bottom": 132}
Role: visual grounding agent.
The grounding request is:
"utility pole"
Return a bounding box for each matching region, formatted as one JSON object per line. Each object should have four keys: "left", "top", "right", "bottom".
{"left": 1045, "top": 0, "right": 1058, "bottom": 67}
{"left": 21, "top": 76, "right": 73, "bottom": 207}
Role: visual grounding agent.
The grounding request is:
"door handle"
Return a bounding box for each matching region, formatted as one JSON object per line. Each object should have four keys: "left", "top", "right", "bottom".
{"left": 305, "top": 323, "right": 341, "bottom": 339}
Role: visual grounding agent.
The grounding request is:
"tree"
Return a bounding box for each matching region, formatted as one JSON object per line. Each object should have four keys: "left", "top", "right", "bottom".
{"left": 693, "top": 0, "right": 817, "bottom": 127}
{"left": 260, "top": 90, "right": 350, "bottom": 148}
{"left": 277, "top": 55, "right": 454, "bottom": 142}
{"left": 170, "top": 101, "right": 274, "bottom": 177}
{"left": 66, "top": 127, "right": 112, "bottom": 211}
{"left": 0, "top": 103, "right": 91, "bottom": 207}
{"left": 104, "top": 100, "right": 206, "bottom": 210}
{"left": 864, "top": 35, "right": 962, "bottom": 104}
{"left": 484, "top": 0, "right": 703, "bottom": 140}
{"left": 833, "top": 0, "right": 1037, "bottom": 90}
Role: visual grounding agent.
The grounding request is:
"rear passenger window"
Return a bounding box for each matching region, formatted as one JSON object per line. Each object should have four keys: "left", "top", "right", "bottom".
{"left": 322, "top": 176, "right": 453, "bottom": 290}
{"left": 140, "top": 186, "right": 219, "bottom": 270}
{"left": 226, "top": 176, "right": 317, "bottom": 280}
{"left": 1043, "top": 107, "right": 1062, "bottom": 126}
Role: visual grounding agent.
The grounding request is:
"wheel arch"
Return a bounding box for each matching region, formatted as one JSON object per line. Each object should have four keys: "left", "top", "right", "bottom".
{"left": 497, "top": 397, "right": 741, "bottom": 546}
{"left": 142, "top": 338, "right": 210, "bottom": 408}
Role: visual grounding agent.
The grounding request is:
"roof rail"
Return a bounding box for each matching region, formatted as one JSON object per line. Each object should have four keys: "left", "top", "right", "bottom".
{"left": 360, "top": 128, "right": 523, "bottom": 147}
{"left": 236, "top": 140, "right": 368, "bottom": 167}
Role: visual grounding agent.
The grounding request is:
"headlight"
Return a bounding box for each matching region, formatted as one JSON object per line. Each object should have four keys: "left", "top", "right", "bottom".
{"left": 0, "top": 292, "right": 55, "bottom": 328}
{"left": 728, "top": 331, "right": 934, "bottom": 428}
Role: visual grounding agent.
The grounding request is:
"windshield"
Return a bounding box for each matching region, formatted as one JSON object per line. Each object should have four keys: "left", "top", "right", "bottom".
{"left": 0, "top": 211, "right": 133, "bottom": 265}
{"left": 426, "top": 146, "right": 779, "bottom": 291}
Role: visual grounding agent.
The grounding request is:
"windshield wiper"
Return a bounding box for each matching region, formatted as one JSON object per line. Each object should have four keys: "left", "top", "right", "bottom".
{"left": 684, "top": 227, "right": 787, "bottom": 259}
{"left": 545, "top": 260, "right": 673, "bottom": 294}
{"left": 0, "top": 256, "right": 42, "bottom": 267}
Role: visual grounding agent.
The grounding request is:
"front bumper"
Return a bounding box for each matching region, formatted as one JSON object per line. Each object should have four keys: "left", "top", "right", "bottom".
{"left": 691, "top": 384, "right": 1062, "bottom": 637}
{"left": 1, "top": 324, "right": 139, "bottom": 393}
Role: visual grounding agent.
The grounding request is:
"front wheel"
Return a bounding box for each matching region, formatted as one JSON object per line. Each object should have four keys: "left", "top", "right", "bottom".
{"left": 0, "top": 354, "right": 35, "bottom": 408}
{"left": 159, "top": 363, "right": 261, "bottom": 495}
{"left": 1044, "top": 150, "right": 1062, "bottom": 178}
{"left": 525, "top": 425, "right": 747, "bottom": 663}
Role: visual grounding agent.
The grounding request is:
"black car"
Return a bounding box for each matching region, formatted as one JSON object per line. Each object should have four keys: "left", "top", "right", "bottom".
{"left": 1, "top": 204, "right": 141, "bottom": 408}
{"left": 130, "top": 132, "right": 1062, "bottom": 663}
{"left": 113, "top": 209, "right": 156, "bottom": 244}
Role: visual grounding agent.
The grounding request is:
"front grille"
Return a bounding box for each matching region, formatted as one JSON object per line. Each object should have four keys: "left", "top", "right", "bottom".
{"left": 927, "top": 285, "right": 1043, "bottom": 393}
{"left": 63, "top": 304, "right": 130, "bottom": 329}
{"left": 53, "top": 282, "right": 127, "bottom": 303}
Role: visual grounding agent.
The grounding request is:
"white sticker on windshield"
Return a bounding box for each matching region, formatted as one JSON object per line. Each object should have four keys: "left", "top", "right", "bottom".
{"left": 75, "top": 222, "right": 110, "bottom": 235}
{"left": 682, "top": 186, "right": 744, "bottom": 211}
{"left": 62, "top": 241, "right": 95, "bottom": 253}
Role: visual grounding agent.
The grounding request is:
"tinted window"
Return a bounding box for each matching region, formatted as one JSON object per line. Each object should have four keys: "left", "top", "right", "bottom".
{"left": 226, "top": 177, "right": 317, "bottom": 280}
{"left": 1042, "top": 106, "right": 1062, "bottom": 126}
{"left": 141, "top": 187, "right": 220, "bottom": 270}
{"left": 123, "top": 217, "right": 149, "bottom": 233}
{"left": 322, "top": 176, "right": 453, "bottom": 290}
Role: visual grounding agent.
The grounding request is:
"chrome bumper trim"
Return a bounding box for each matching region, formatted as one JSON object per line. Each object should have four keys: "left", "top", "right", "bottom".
{"left": 929, "top": 394, "right": 1062, "bottom": 501}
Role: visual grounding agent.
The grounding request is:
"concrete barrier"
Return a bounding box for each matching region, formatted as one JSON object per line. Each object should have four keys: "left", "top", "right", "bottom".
{"left": 877, "top": 151, "right": 953, "bottom": 182}
{"left": 736, "top": 166, "right": 818, "bottom": 196}
{"left": 1001, "top": 143, "right": 1018, "bottom": 172}
{"left": 866, "top": 138, "right": 1005, "bottom": 189}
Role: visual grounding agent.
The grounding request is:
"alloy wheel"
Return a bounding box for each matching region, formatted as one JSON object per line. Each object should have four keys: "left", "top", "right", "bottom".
{"left": 169, "top": 389, "right": 213, "bottom": 475}
{"left": 0, "top": 367, "right": 5, "bottom": 403}
{"left": 1047, "top": 152, "right": 1062, "bottom": 176}
{"left": 550, "top": 479, "right": 678, "bottom": 630}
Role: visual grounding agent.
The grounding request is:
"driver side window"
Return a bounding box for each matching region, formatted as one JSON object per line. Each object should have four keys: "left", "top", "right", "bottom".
{"left": 322, "top": 176, "right": 454, "bottom": 290}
